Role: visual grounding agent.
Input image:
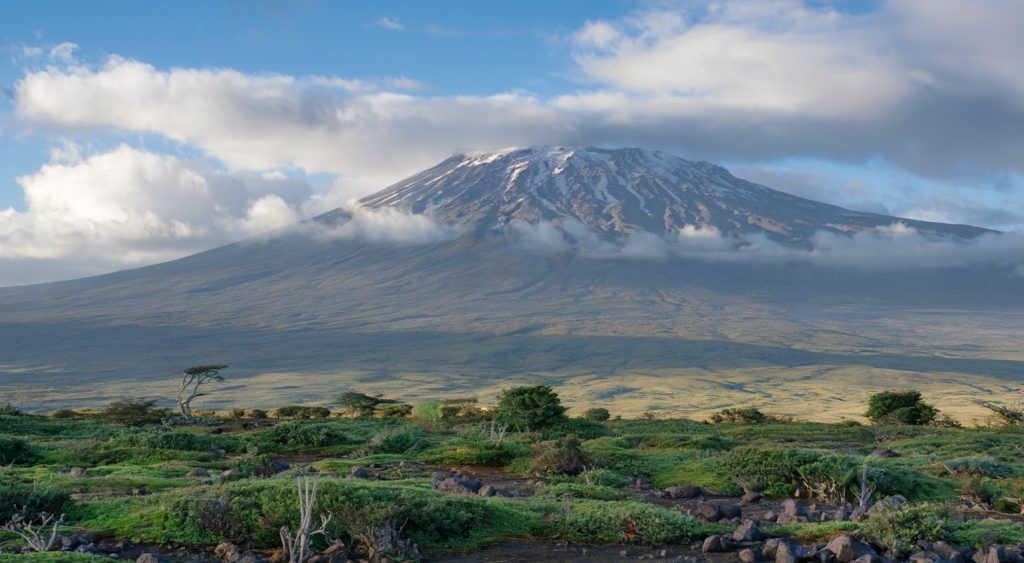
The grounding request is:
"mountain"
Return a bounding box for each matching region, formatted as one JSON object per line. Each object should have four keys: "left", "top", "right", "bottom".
{"left": 352, "top": 146, "right": 991, "bottom": 241}
{"left": 0, "top": 147, "right": 1020, "bottom": 420}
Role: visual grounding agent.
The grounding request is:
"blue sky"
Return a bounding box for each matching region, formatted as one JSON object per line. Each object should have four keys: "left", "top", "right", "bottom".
{"left": 0, "top": 0, "right": 1022, "bottom": 285}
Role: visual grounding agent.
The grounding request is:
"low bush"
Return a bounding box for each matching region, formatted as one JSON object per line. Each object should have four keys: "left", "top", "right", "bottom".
{"left": 251, "top": 421, "right": 344, "bottom": 450}
{"left": 273, "top": 405, "right": 331, "bottom": 419}
{"left": 538, "top": 483, "right": 630, "bottom": 501}
{"left": 866, "top": 391, "right": 938, "bottom": 426}
{"left": 0, "top": 436, "right": 38, "bottom": 465}
{"left": 720, "top": 447, "right": 823, "bottom": 496}
{"left": 942, "top": 457, "right": 1015, "bottom": 478}
{"left": 582, "top": 408, "right": 610, "bottom": 422}
{"left": 0, "top": 478, "right": 71, "bottom": 521}
{"left": 553, "top": 500, "right": 719, "bottom": 544}
{"left": 862, "top": 503, "right": 953, "bottom": 556}
{"left": 103, "top": 427, "right": 236, "bottom": 452}
{"left": 99, "top": 399, "right": 169, "bottom": 426}
{"left": 364, "top": 425, "right": 423, "bottom": 454}
{"left": 167, "top": 480, "right": 538, "bottom": 550}
{"left": 411, "top": 401, "right": 443, "bottom": 423}
{"left": 529, "top": 438, "right": 591, "bottom": 476}
{"left": 708, "top": 408, "right": 770, "bottom": 424}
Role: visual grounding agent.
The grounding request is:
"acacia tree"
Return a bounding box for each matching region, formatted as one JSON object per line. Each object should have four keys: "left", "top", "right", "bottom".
{"left": 177, "top": 364, "right": 228, "bottom": 419}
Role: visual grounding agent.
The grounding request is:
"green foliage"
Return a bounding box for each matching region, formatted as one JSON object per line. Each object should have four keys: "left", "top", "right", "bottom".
{"left": 252, "top": 420, "right": 344, "bottom": 450}
{"left": 273, "top": 405, "right": 331, "bottom": 419}
{"left": 418, "top": 441, "right": 530, "bottom": 466}
{"left": 229, "top": 408, "right": 246, "bottom": 419}
{"left": 99, "top": 399, "right": 169, "bottom": 426}
{"left": 364, "top": 425, "right": 424, "bottom": 454}
{"left": 380, "top": 404, "right": 413, "bottom": 418}
{"left": 0, "top": 436, "right": 38, "bottom": 465}
{"left": 529, "top": 438, "right": 591, "bottom": 476}
{"left": 166, "top": 480, "right": 538, "bottom": 550}
{"left": 250, "top": 409, "right": 268, "bottom": 419}
{"left": 949, "top": 518, "right": 1024, "bottom": 547}
{"left": 412, "top": 401, "right": 444, "bottom": 423}
{"left": 862, "top": 503, "right": 953, "bottom": 555}
{"left": 942, "top": 457, "right": 1016, "bottom": 478}
{"left": 582, "top": 408, "right": 610, "bottom": 422}
{"left": 231, "top": 455, "right": 286, "bottom": 478}
{"left": 103, "top": 427, "right": 237, "bottom": 452}
{"left": 553, "top": 500, "right": 721, "bottom": 544}
{"left": 496, "top": 385, "right": 567, "bottom": 432}
{"left": 339, "top": 392, "right": 397, "bottom": 418}
{"left": 538, "top": 483, "right": 630, "bottom": 501}
{"left": 708, "top": 407, "right": 769, "bottom": 424}
{"left": 577, "top": 468, "right": 629, "bottom": 488}
{"left": 720, "top": 447, "right": 824, "bottom": 496}
{"left": 866, "top": 391, "right": 938, "bottom": 425}
{"left": 0, "top": 404, "right": 23, "bottom": 416}
{"left": 0, "top": 477, "right": 71, "bottom": 520}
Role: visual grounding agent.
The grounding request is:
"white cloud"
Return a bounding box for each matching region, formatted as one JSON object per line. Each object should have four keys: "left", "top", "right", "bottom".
{"left": 47, "top": 42, "right": 78, "bottom": 64}
{"left": 308, "top": 202, "right": 459, "bottom": 245}
{"left": 15, "top": 58, "right": 568, "bottom": 186}
{"left": 370, "top": 17, "right": 404, "bottom": 31}
{"left": 505, "top": 219, "right": 1024, "bottom": 272}
{"left": 0, "top": 144, "right": 312, "bottom": 284}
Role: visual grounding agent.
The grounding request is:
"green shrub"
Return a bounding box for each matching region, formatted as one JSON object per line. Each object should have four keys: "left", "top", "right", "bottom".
{"left": 529, "top": 438, "right": 591, "bottom": 476}
{"left": 412, "top": 401, "right": 444, "bottom": 423}
{"left": 99, "top": 399, "right": 169, "bottom": 426}
{"left": 229, "top": 408, "right": 246, "bottom": 419}
{"left": 232, "top": 455, "right": 286, "bottom": 478}
{"left": 273, "top": 405, "right": 331, "bottom": 419}
{"left": 104, "top": 427, "right": 235, "bottom": 452}
{"left": 721, "top": 447, "right": 823, "bottom": 496}
{"left": 167, "top": 480, "right": 537, "bottom": 549}
{"left": 577, "top": 468, "right": 630, "bottom": 489}
{"left": 866, "top": 391, "right": 938, "bottom": 426}
{"left": 0, "top": 478, "right": 71, "bottom": 520}
{"left": 250, "top": 409, "right": 268, "bottom": 420}
{"left": 582, "top": 408, "right": 610, "bottom": 422}
{"left": 0, "top": 404, "right": 22, "bottom": 416}
{"left": 539, "top": 483, "right": 630, "bottom": 501}
{"left": 0, "top": 436, "right": 38, "bottom": 465}
{"left": 253, "top": 421, "right": 344, "bottom": 450}
{"left": 942, "top": 457, "right": 1015, "bottom": 478}
{"left": 708, "top": 408, "right": 769, "bottom": 424}
{"left": 862, "top": 503, "right": 952, "bottom": 555}
{"left": 496, "top": 385, "right": 567, "bottom": 432}
{"left": 554, "top": 500, "right": 717, "bottom": 544}
{"left": 365, "top": 425, "right": 423, "bottom": 454}
{"left": 380, "top": 404, "right": 413, "bottom": 419}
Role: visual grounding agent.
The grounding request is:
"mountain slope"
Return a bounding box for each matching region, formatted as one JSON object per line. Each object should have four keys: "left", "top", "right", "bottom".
{"left": 0, "top": 146, "right": 1019, "bottom": 418}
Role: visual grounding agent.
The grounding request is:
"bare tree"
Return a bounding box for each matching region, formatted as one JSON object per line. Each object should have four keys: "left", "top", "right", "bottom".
{"left": 856, "top": 459, "right": 877, "bottom": 509}
{"left": 177, "top": 364, "right": 227, "bottom": 419}
{"left": 487, "top": 419, "right": 509, "bottom": 445}
{"left": 1, "top": 512, "right": 65, "bottom": 552}
{"left": 280, "top": 475, "right": 332, "bottom": 563}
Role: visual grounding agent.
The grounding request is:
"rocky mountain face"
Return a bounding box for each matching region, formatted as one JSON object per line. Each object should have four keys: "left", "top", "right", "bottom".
{"left": 349, "top": 146, "right": 990, "bottom": 242}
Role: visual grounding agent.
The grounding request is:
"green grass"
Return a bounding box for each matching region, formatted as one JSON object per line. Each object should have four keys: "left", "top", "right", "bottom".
{"left": 3, "top": 411, "right": 1022, "bottom": 557}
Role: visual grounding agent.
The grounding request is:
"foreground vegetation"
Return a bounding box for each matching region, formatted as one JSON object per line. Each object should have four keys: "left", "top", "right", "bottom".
{"left": 1, "top": 388, "right": 1023, "bottom": 561}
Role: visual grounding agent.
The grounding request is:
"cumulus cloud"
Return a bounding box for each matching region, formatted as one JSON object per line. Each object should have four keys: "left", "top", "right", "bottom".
{"left": 14, "top": 57, "right": 570, "bottom": 184}
{"left": 0, "top": 144, "right": 311, "bottom": 285}
{"left": 556, "top": 0, "right": 1024, "bottom": 180}
{"left": 14, "top": 2, "right": 1024, "bottom": 187}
